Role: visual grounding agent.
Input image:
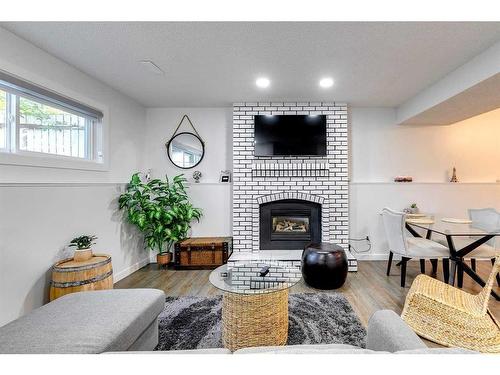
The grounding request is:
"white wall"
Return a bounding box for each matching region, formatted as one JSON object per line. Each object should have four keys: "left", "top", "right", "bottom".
{"left": 350, "top": 182, "right": 500, "bottom": 259}
{"left": 351, "top": 107, "right": 500, "bottom": 183}
{"left": 0, "top": 27, "right": 149, "bottom": 325}
{"left": 143, "top": 105, "right": 500, "bottom": 259}
{"left": 145, "top": 108, "right": 233, "bottom": 237}
{"left": 0, "top": 183, "right": 148, "bottom": 325}
{"left": 350, "top": 107, "right": 500, "bottom": 257}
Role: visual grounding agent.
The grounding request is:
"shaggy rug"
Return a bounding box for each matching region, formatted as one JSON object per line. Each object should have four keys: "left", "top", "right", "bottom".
{"left": 155, "top": 293, "right": 366, "bottom": 351}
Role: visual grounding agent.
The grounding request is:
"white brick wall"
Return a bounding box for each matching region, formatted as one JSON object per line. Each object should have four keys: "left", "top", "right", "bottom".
{"left": 232, "top": 102, "right": 349, "bottom": 252}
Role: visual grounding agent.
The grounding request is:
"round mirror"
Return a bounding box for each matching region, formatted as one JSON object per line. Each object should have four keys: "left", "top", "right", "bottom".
{"left": 166, "top": 132, "right": 205, "bottom": 169}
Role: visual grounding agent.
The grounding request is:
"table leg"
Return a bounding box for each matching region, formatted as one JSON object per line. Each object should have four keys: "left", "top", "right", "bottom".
{"left": 450, "top": 234, "right": 498, "bottom": 297}
{"left": 449, "top": 259, "right": 457, "bottom": 286}
{"left": 442, "top": 258, "right": 450, "bottom": 284}
{"left": 457, "top": 260, "right": 464, "bottom": 288}
{"left": 445, "top": 235, "right": 457, "bottom": 286}
{"left": 425, "top": 229, "right": 432, "bottom": 240}
{"left": 430, "top": 259, "right": 438, "bottom": 275}
{"left": 420, "top": 259, "right": 426, "bottom": 274}
{"left": 461, "top": 262, "right": 500, "bottom": 301}
{"left": 492, "top": 258, "right": 500, "bottom": 287}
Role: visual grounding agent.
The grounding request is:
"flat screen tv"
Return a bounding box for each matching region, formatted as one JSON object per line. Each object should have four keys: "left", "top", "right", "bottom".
{"left": 254, "top": 115, "right": 327, "bottom": 156}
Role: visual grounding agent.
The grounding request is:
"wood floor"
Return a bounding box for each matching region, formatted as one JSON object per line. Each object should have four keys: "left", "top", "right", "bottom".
{"left": 115, "top": 259, "right": 499, "bottom": 346}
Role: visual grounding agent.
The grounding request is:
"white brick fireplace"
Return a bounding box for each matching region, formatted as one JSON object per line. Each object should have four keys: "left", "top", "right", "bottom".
{"left": 231, "top": 101, "right": 356, "bottom": 270}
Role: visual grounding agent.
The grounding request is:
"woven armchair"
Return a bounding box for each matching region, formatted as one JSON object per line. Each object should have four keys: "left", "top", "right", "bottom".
{"left": 401, "top": 255, "right": 500, "bottom": 353}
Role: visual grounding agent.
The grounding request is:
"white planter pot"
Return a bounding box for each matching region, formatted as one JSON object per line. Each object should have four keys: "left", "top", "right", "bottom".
{"left": 74, "top": 248, "right": 93, "bottom": 262}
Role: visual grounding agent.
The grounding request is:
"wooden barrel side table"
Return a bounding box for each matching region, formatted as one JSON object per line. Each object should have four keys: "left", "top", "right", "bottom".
{"left": 222, "top": 289, "right": 289, "bottom": 351}
{"left": 49, "top": 254, "right": 113, "bottom": 301}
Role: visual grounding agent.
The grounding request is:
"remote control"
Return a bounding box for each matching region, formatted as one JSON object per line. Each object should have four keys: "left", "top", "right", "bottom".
{"left": 259, "top": 266, "right": 270, "bottom": 277}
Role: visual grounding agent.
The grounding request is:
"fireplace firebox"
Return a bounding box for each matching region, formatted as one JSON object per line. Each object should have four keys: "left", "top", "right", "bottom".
{"left": 260, "top": 199, "right": 321, "bottom": 250}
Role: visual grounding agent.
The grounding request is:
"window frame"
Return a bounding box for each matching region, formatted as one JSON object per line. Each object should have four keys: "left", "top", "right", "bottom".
{"left": 0, "top": 75, "right": 108, "bottom": 172}
{"left": 0, "top": 90, "right": 9, "bottom": 151}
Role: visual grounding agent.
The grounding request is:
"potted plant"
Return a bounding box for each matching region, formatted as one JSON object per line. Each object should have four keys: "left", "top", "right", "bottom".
{"left": 118, "top": 173, "right": 202, "bottom": 267}
{"left": 69, "top": 235, "right": 97, "bottom": 262}
{"left": 403, "top": 203, "right": 420, "bottom": 215}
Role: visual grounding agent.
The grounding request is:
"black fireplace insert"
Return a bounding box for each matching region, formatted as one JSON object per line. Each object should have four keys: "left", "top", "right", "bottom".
{"left": 260, "top": 199, "right": 321, "bottom": 250}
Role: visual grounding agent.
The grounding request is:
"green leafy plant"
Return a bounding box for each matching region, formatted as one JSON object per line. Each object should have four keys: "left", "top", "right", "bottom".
{"left": 118, "top": 173, "right": 202, "bottom": 254}
{"left": 410, "top": 203, "right": 418, "bottom": 208}
{"left": 69, "top": 235, "right": 97, "bottom": 250}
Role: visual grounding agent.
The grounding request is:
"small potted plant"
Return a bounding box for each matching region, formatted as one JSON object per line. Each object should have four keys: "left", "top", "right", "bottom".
{"left": 409, "top": 203, "right": 419, "bottom": 214}
{"left": 69, "top": 235, "right": 97, "bottom": 262}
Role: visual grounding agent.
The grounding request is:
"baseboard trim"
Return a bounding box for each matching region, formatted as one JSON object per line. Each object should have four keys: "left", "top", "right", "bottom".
{"left": 113, "top": 257, "right": 151, "bottom": 283}
{"left": 352, "top": 253, "right": 389, "bottom": 261}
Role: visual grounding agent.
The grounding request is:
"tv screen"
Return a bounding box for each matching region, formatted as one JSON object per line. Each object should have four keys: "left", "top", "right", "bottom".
{"left": 254, "top": 115, "right": 327, "bottom": 156}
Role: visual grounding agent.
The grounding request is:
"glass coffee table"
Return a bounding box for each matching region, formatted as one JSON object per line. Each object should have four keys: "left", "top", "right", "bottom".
{"left": 209, "top": 262, "right": 302, "bottom": 351}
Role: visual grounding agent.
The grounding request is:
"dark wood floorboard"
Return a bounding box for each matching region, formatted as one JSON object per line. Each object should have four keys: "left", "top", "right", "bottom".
{"left": 115, "top": 259, "right": 499, "bottom": 347}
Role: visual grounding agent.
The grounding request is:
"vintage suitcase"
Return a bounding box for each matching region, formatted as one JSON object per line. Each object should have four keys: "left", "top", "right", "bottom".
{"left": 174, "top": 237, "right": 233, "bottom": 269}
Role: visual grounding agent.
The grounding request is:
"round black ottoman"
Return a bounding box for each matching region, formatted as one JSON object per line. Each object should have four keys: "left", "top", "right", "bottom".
{"left": 301, "top": 243, "right": 348, "bottom": 289}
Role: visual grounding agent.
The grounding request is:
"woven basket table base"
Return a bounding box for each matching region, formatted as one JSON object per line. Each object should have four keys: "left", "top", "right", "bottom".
{"left": 222, "top": 289, "right": 289, "bottom": 351}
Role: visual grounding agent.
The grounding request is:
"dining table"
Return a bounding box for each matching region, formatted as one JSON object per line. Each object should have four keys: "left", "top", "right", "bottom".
{"left": 405, "top": 216, "right": 500, "bottom": 301}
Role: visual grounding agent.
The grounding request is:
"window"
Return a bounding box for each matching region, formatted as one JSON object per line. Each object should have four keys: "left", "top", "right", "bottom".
{"left": 0, "top": 71, "right": 103, "bottom": 165}
{"left": 0, "top": 90, "right": 6, "bottom": 150}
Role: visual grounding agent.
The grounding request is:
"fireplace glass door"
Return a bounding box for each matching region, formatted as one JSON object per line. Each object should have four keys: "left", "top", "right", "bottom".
{"left": 272, "top": 216, "right": 309, "bottom": 233}
{"left": 270, "top": 212, "right": 312, "bottom": 242}
{"left": 260, "top": 199, "right": 321, "bottom": 250}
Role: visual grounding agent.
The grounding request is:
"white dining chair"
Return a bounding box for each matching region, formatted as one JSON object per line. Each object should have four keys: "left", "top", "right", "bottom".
{"left": 381, "top": 207, "right": 450, "bottom": 287}
{"left": 462, "top": 208, "right": 500, "bottom": 287}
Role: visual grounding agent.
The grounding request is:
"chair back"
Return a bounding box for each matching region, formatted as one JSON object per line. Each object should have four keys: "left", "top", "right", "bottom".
{"left": 381, "top": 208, "right": 408, "bottom": 256}
{"left": 475, "top": 255, "right": 500, "bottom": 315}
{"left": 468, "top": 208, "right": 500, "bottom": 248}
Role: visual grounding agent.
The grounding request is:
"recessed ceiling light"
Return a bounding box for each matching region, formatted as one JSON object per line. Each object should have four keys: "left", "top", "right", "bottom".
{"left": 256, "top": 77, "right": 270, "bottom": 88}
{"left": 139, "top": 60, "right": 164, "bottom": 75}
{"left": 319, "top": 77, "right": 334, "bottom": 88}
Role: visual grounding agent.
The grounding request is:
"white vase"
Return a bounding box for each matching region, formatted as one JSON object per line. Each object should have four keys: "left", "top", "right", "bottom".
{"left": 74, "top": 248, "right": 93, "bottom": 262}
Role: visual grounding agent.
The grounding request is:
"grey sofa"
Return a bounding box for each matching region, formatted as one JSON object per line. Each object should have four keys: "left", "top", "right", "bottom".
{"left": 0, "top": 289, "right": 165, "bottom": 354}
{"left": 0, "top": 288, "right": 472, "bottom": 354}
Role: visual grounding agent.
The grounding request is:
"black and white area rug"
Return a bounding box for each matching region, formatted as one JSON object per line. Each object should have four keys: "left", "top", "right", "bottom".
{"left": 155, "top": 293, "right": 366, "bottom": 351}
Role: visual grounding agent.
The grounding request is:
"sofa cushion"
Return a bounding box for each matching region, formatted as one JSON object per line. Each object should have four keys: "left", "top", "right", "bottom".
{"left": 406, "top": 238, "right": 450, "bottom": 258}
{"left": 0, "top": 288, "right": 165, "bottom": 354}
{"left": 396, "top": 348, "right": 477, "bottom": 354}
{"left": 366, "top": 310, "right": 427, "bottom": 352}
{"left": 234, "top": 344, "right": 384, "bottom": 354}
{"left": 238, "top": 346, "right": 475, "bottom": 355}
{"left": 111, "top": 348, "right": 232, "bottom": 354}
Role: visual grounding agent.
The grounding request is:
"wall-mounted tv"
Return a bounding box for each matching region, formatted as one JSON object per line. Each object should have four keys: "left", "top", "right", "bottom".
{"left": 254, "top": 115, "right": 327, "bottom": 156}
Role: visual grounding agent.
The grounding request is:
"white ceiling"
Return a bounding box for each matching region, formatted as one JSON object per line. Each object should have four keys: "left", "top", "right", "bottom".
{"left": 401, "top": 73, "right": 500, "bottom": 125}
{"left": 2, "top": 22, "right": 500, "bottom": 108}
